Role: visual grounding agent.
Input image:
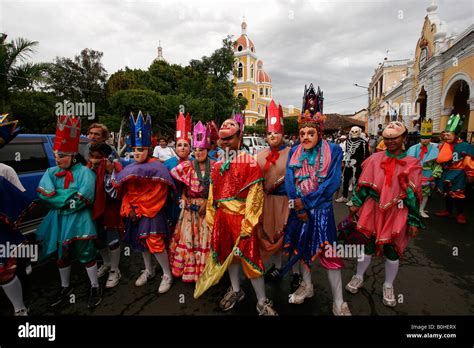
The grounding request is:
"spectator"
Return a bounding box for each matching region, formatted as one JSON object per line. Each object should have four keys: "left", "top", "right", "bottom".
{"left": 153, "top": 137, "right": 177, "bottom": 163}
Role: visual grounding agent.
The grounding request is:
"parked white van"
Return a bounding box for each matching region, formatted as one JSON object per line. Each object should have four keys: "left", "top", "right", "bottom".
{"left": 243, "top": 136, "right": 268, "bottom": 155}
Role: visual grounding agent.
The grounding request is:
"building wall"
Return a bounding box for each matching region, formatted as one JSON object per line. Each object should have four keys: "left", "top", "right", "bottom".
{"left": 368, "top": 12, "right": 473, "bottom": 142}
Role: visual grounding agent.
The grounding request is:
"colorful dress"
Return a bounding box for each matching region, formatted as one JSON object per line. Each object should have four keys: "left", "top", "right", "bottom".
{"left": 283, "top": 140, "right": 343, "bottom": 272}
{"left": 112, "top": 158, "right": 175, "bottom": 253}
{"left": 36, "top": 163, "right": 97, "bottom": 263}
{"left": 169, "top": 159, "right": 215, "bottom": 282}
{"left": 406, "top": 143, "right": 442, "bottom": 196}
{"left": 436, "top": 140, "right": 474, "bottom": 199}
{"left": 352, "top": 151, "right": 425, "bottom": 258}
{"left": 255, "top": 144, "right": 290, "bottom": 260}
{"left": 194, "top": 152, "right": 265, "bottom": 297}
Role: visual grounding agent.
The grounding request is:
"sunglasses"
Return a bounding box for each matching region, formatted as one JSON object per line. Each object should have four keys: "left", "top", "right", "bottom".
{"left": 133, "top": 147, "right": 147, "bottom": 152}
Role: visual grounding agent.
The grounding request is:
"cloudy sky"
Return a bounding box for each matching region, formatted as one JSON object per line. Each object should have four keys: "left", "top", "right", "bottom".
{"left": 1, "top": 0, "right": 472, "bottom": 114}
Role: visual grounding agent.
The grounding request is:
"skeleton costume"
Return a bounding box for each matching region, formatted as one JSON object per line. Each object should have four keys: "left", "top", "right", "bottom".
{"left": 336, "top": 126, "right": 369, "bottom": 203}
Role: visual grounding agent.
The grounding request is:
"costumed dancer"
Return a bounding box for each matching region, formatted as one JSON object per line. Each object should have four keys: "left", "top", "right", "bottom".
{"left": 88, "top": 143, "right": 124, "bottom": 288}
{"left": 255, "top": 100, "right": 289, "bottom": 281}
{"left": 283, "top": 84, "right": 351, "bottom": 315}
{"left": 194, "top": 113, "right": 278, "bottom": 316}
{"left": 112, "top": 112, "right": 176, "bottom": 294}
{"left": 0, "top": 114, "right": 29, "bottom": 315}
{"left": 335, "top": 126, "right": 369, "bottom": 206}
{"left": 168, "top": 121, "right": 215, "bottom": 282}
{"left": 345, "top": 121, "right": 424, "bottom": 308}
{"left": 406, "top": 119, "right": 442, "bottom": 218}
{"left": 36, "top": 115, "right": 102, "bottom": 308}
{"left": 435, "top": 114, "right": 474, "bottom": 224}
{"left": 164, "top": 112, "right": 192, "bottom": 230}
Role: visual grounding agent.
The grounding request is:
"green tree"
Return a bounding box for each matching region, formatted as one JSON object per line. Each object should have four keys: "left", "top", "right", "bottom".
{"left": 9, "top": 91, "right": 60, "bottom": 133}
{"left": 284, "top": 116, "right": 299, "bottom": 136}
{"left": 106, "top": 68, "right": 142, "bottom": 97}
{"left": 44, "top": 48, "right": 108, "bottom": 125}
{"left": 0, "top": 34, "right": 48, "bottom": 112}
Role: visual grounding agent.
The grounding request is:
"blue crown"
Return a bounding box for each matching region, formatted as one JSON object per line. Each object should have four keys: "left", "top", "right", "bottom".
{"left": 129, "top": 111, "right": 152, "bottom": 147}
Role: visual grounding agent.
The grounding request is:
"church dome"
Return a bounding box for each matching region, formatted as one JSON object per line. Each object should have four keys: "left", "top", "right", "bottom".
{"left": 234, "top": 20, "right": 255, "bottom": 53}
{"left": 257, "top": 60, "right": 271, "bottom": 83}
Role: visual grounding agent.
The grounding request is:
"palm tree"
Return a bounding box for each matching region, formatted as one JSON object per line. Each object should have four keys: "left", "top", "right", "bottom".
{"left": 0, "top": 34, "right": 48, "bottom": 111}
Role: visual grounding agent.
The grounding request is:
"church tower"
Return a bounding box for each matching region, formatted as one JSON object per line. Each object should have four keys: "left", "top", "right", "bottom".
{"left": 233, "top": 20, "right": 263, "bottom": 126}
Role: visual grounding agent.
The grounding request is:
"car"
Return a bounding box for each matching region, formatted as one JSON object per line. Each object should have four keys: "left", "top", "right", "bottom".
{"left": 0, "top": 134, "right": 131, "bottom": 236}
{"left": 0, "top": 134, "right": 90, "bottom": 236}
{"left": 242, "top": 136, "right": 268, "bottom": 155}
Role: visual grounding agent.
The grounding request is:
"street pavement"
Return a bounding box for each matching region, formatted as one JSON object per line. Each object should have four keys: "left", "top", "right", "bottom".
{"left": 1, "top": 191, "right": 472, "bottom": 316}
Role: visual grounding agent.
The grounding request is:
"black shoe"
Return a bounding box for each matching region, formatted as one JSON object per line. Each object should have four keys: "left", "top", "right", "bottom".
{"left": 50, "top": 286, "right": 74, "bottom": 307}
{"left": 290, "top": 273, "right": 302, "bottom": 293}
{"left": 87, "top": 286, "right": 103, "bottom": 309}
{"left": 264, "top": 264, "right": 281, "bottom": 282}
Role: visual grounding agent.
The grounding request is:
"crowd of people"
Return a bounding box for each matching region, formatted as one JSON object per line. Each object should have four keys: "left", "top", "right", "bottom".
{"left": 0, "top": 83, "right": 473, "bottom": 317}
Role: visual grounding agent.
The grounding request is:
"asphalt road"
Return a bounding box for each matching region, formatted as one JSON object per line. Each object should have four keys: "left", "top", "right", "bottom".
{"left": 1, "top": 191, "right": 473, "bottom": 316}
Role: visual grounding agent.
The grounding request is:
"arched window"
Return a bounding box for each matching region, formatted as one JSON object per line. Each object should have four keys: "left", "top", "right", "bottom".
{"left": 238, "top": 62, "right": 243, "bottom": 79}
{"left": 238, "top": 92, "right": 243, "bottom": 98}
{"left": 238, "top": 45, "right": 243, "bottom": 52}
{"left": 260, "top": 88, "right": 263, "bottom": 96}
{"left": 265, "top": 88, "right": 268, "bottom": 96}
{"left": 250, "top": 64, "right": 254, "bottom": 80}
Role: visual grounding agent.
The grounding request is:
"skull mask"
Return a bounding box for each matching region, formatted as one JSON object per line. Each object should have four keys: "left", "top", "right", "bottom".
{"left": 349, "top": 126, "right": 362, "bottom": 139}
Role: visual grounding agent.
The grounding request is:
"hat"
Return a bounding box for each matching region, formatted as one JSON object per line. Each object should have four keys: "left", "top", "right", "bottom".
{"left": 444, "top": 114, "right": 464, "bottom": 134}
{"left": 176, "top": 112, "right": 192, "bottom": 143}
{"left": 420, "top": 118, "right": 433, "bottom": 139}
{"left": 265, "top": 100, "right": 284, "bottom": 134}
{"left": 193, "top": 121, "right": 211, "bottom": 149}
{"left": 298, "top": 83, "right": 325, "bottom": 132}
{"left": 54, "top": 115, "right": 81, "bottom": 154}
{"left": 129, "top": 111, "right": 152, "bottom": 147}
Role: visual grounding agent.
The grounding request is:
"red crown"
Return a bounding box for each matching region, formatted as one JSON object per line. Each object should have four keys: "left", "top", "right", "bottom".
{"left": 176, "top": 112, "right": 192, "bottom": 142}
{"left": 206, "top": 121, "right": 219, "bottom": 142}
{"left": 53, "top": 115, "right": 81, "bottom": 154}
{"left": 265, "top": 100, "right": 284, "bottom": 134}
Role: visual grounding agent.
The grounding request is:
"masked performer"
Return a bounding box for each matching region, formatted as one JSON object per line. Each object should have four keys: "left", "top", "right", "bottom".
{"left": 164, "top": 112, "right": 192, "bottom": 230}
{"left": 36, "top": 115, "right": 102, "bottom": 308}
{"left": 112, "top": 112, "right": 175, "bottom": 294}
{"left": 435, "top": 114, "right": 474, "bottom": 224}
{"left": 283, "top": 84, "right": 351, "bottom": 315}
{"left": 194, "top": 114, "right": 278, "bottom": 316}
{"left": 335, "top": 126, "right": 369, "bottom": 206}
{"left": 255, "top": 100, "right": 289, "bottom": 281}
{"left": 345, "top": 121, "right": 424, "bottom": 308}
{"left": 406, "top": 119, "right": 442, "bottom": 218}
{"left": 168, "top": 121, "right": 215, "bottom": 282}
